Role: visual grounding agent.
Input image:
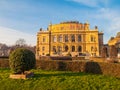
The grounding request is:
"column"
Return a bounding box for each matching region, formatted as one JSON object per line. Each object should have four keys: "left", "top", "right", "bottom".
{"left": 68, "top": 45, "right": 71, "bottom": 52}
{"left": 68, "top": 34, "right": 71, "bottom": 42}
{"left": 62, "top": 34, "right": 64, "bottom": 42}
{"left": 76, "top": 45, "right": 78, "bottom": 52}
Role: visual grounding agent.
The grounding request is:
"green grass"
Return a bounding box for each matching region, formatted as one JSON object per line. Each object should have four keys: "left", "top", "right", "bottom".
{"left": 0, "top": 68, "right": 120, "bottom": 90}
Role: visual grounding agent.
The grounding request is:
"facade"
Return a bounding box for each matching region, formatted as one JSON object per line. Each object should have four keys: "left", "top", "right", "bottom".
{"left": 36, "top": 21, "right": 103, "bottom": 58}
{"left": 107, "top": 32, "right": 120, "bottom": 58}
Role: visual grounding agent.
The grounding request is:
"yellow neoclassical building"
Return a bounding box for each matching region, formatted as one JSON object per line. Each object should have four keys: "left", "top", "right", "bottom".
{"left": 36, "top": 21, "right": 103, "bottom": 57}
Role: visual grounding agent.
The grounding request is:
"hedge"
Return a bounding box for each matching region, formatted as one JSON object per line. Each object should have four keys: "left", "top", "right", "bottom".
{"left": 37, "top": 56, "right": 85, "bottom": 60}
{"left": 36, "top": 60, "right": 120, "bottom": 78}
{"left": 0, "top": 59, "right": 120, "bottom": 78}
{"left": 0, "top": 60, "right": 9, "bottom": 68}
{"left": 37, "top": 56, "right": 72, "bottom": 60}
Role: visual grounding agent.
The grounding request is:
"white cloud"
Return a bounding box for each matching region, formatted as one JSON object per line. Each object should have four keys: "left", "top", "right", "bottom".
{"left": 68, "top": 0, "right": 109, "bottom": 7}
{"left": 96, "top": 8, "right": 120, "bottom": 32}
{"left": 0, "top": 27, "right": 36, "bottom": 46}
{"left": 93, "top": 8, "right": 120, "bottom": 43}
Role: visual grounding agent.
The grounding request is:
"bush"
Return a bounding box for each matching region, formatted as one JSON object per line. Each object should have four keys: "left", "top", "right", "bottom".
{"left": 36, "top": 60, "right": 120, "bottom": 78}
{"left": 9, "top": 48, "right": 36, "bottom": 74}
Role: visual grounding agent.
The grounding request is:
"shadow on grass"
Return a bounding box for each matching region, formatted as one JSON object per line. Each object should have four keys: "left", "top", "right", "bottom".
{"left": 33, "top": 72, "right": 89, "bottom": 79}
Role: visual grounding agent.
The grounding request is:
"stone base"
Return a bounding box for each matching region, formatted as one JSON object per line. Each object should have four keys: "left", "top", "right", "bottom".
{"left": 9, "top": 71, "right": 34, "bottom": 79}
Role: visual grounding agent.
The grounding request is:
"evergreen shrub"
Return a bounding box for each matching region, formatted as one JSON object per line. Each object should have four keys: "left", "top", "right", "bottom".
{"left": 9, "top": 48, "right": 36, "bottom": 74}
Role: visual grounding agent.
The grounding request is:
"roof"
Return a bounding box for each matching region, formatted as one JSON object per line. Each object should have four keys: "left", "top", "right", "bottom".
{"left": 60, "top": 21, "right": 79, "bottom": 24}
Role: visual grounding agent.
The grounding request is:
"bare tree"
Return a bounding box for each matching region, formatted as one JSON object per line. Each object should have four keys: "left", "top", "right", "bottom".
{"left": 15, "top": 38, "right": 26, "bottom": 46}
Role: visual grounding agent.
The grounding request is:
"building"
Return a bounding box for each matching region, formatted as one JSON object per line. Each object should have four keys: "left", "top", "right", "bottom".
{"left": 36, "top": 21, "right": 103, "bottom": 58}
{"left": 107, "top": 32, "right": 120, "bottom": 58}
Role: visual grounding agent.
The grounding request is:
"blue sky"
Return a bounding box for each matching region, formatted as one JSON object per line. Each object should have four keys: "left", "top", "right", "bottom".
{"left": 0, "top": 0, "right": 120, "bottom": 45}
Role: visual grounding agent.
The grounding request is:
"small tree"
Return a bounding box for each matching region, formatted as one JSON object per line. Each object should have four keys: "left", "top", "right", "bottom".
{"left": 9, "top": 48, "right": 36, "bottom": 74}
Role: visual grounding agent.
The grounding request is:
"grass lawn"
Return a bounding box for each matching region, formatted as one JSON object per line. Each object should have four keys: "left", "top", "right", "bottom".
{"left": 0, "top": 68, "right": 120, "bottom": 90}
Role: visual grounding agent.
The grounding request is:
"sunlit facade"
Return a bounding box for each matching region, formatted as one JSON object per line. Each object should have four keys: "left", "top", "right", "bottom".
{"left": 36, "top": 21, "right": 103, "bottom": 58}
{"left": 108, "top": 32, "right": 120, "bottom": 58}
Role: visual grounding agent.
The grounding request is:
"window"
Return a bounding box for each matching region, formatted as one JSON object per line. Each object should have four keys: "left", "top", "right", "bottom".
{"left": 53, "top": 36, "right": 57, "bottom": 42}
{"left": 58, "top": 35, "right": 62, "bottom": 42}
{"left": 65, "top": 45, "right": 68, "bottom": 52}
{"left": 70, "top": 25, "right": 75, "bottom": 30}
{"left": 43, "top": 36, "right": 46, "bottom": 42}
{"left": 71, "top": 35, "right": 75, "bottom": 42}
{"left": 78, "top": 46, "right": 82, "bottom": 52}
{"left": 94, "top": 47, "right": 97, "bottom": 52}
{"left": 72, "top": 46, "right": 75, "bottom": 52}
{"left": 91, "top": 36, "right": 94, "bottom": 42}
{"left": 78, "top": 35, "right": 82, "bottom": 42}
{"left": 58, "top": 46, "right": 62, "bottom": 52}
{"left": 91, "top": 36, "right": 95, "bottom": 42}
{"left": 91, "top": 46, "right": 94, "bottom": 51}
{"left": 65, "top": 35, "right": 68, "bottom": 42}
{"left": 53, "top": 46, "right": 56, "bottom": 53}
{"left": 42, "top": 47, "right": 45, "bottom": 51}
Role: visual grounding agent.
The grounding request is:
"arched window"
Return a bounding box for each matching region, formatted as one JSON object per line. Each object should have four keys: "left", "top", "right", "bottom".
{"left": 65, "top": 35, "right": 68, "bottom": 42}
{"left": 78, "top": 46, "right": 82, "bottom": 52}
{"left": 78, "top": 35, "right": 82, "bottom": 42}
{"left": 65, "top": 45, "right": 68, "bottom": 52}
{"left": 72, "top": 46, "right": 75, "bottom": 52}
{"left": 71, "top": 35, "right": 75, "bottom": 42}
{"left": 58, "top": 46, "right": 62, "bottom": 52}
{"left": 53, "top": 46, "right": 56, "bottom": 52}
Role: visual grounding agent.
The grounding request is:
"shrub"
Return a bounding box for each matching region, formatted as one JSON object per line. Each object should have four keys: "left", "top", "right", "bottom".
{"left": 9, "top": 48, "right": 36, "bottom": 74}
{"left": 36, "top": 60, "right": 120, "bottom": 78}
